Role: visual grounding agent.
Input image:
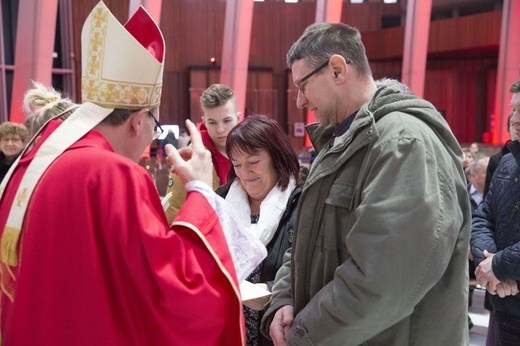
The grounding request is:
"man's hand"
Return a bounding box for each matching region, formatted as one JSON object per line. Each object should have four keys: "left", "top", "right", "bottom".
{"left": 270, "top": 305, "right": 294, "bottom": 346}
{"left": 475, "top": 250, "right": 500, "bottom": 294}
{"left": 495, "top": 279, "right": 519, "bottom": 298}
{"left": 165, "top": 119, "right": 212, "bottom": 186}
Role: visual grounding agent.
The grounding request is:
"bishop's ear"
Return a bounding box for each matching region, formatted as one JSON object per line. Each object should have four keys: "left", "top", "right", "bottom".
{"left": 131, "top": 109, "right": 149, "bottom": 135}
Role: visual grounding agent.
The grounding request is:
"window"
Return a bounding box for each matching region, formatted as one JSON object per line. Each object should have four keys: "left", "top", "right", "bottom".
{"left": 0, "top": 0, "right": 75, "bottom": 123}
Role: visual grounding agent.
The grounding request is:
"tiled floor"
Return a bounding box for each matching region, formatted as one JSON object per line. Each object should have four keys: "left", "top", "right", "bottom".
{"left": 469, "top": 288, "right": 490, "bottom": 346}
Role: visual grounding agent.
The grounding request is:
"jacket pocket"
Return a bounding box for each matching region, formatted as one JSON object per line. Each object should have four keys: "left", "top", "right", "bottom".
{"left": 325, "top": 181, "right": 356, "bottom": 210}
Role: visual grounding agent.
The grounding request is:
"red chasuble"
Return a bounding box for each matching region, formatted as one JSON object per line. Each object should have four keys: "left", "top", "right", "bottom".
{"left": 0, "top": 120, "right": 244, "bottom": 345}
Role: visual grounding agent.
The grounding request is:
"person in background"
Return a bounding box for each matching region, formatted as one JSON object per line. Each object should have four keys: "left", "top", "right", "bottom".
{"left": 23, "top": 81, "right": 77, "bottom": 137}
{"left": 261, "top": 22, "right": 471, "bottom": 345}
{"left": 216, "top": 114, "right": 305, "bottom": 346}
{"left": 0, "top": 122, "right": 28, "bottom": 182}
{"left": 484, "top": 110, "right": 516, "bottom": 197}
{"left": 467, "top": 156, "right": 490, "bottom": 212}
{"left": 472, "top": 78, "right": 520, "bottom": 345}
{"left": 480, "top": 110, "right": 516, "bottom": 346}
{"left": 0, "top": 3, "right": 263, "bottom": 344}
{"left": 177, "top": 127, "right": 190, "bottom": 148}
{"left": 463, "top": 146, "right": 476, "bottom": 178}
{"left": 162, "top": 129, "right": 178, "bottom": 149}
{"left": 470, "top": 142, "right": 482, "bottom": 158}
{"left": 466, "top": 155, "right": 489, "bottom": 329}
{"left": 164, "top": 83, "right": 240, "bottom": 223}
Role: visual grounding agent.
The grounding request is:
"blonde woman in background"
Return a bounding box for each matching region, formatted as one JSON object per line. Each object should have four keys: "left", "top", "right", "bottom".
{"left": 23, "top": 81, "right": 77, "bottom": 137}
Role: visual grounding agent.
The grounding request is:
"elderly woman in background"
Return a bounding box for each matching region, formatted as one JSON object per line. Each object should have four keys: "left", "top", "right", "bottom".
{"left": 0, "top": 122, "right": 28, "bottom": 182}
{"left": 217, "top": 114, "right": 306, "bottom": 346}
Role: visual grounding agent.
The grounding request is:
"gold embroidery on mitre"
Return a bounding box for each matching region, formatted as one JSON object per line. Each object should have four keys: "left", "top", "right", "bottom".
{"left": 15, "top": 188, "right": 28, "bottom": 207}
{"left": 81, "top": 4, "right": 163, "bottom": 110}
{"left": 152, "top": 85, "right": 163, "bottom": 105}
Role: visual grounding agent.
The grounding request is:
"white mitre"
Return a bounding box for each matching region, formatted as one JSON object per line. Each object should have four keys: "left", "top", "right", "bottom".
{"left": 0, "top": 1, "right": 165, "bottom": 268}
{"left": 81, "top": 1, "right": 164, "bottom": 109}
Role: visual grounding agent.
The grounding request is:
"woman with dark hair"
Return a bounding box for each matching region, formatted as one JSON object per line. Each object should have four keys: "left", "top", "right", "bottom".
{"left": 217, "top": 114, "right": 306, "bottom": 346}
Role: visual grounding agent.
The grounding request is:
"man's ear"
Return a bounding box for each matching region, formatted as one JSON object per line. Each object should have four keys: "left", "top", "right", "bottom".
{"left": 329, "top": 54, "right": 349, "bottom": 83}
{"left": 236, "top": 112, "right": 242, "bottom": 121}
{"left": 130, "top": 109, "right": 149, "bottom": 135}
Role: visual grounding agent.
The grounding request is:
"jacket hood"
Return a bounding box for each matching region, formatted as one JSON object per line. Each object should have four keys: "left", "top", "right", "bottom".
{"left": 364, "top": 78, "right": 463, "bottom": 159}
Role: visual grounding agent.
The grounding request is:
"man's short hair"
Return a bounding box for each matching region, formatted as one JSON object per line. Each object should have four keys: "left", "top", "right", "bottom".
{"left": 467, "top": 156, "right": 489, "bottom": 176}
{"left": 101, "top": 108, "right": 157, "bottom": 127}
{"left": 286, "top": 22, "right": 372, "bottom": 79}
{"left": 510, "top": 79, "right": 520, "bottom": 93}
{"left": 507, "top": 110, "right": 514, "bottom": 131}
{"left": 200, "top": 84, "right": 236, "bottom": 111}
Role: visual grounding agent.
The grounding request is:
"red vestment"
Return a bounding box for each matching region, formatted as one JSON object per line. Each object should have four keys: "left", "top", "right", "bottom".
{"left": 0, "top": 120, "right": 244, "bottom": 345}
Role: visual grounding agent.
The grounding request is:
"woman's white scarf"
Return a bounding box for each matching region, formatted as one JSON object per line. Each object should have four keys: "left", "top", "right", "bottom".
{"left": 226, "top": 177, "right": 296, "bottom": 246}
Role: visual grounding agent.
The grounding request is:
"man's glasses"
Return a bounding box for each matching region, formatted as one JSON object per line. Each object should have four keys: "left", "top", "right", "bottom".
{"left": 148, "top": 112, "right": 164, "bottom": 140}
{"left": 296, "top": 58, "right": 352, "bottom": 94}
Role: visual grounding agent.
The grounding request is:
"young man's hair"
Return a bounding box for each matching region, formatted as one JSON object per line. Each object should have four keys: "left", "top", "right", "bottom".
{"left": 200, "top": 84, "right": 236, "bottom": 111}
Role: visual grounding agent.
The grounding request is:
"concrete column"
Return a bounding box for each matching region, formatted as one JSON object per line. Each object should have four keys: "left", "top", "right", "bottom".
{"left": 9, "top": 0, "right": 58, "bottom": 123}
{"left": 492, "top": 0, "right": 520, "bottom": 145}
{"left": 220, "top": 0, "right": 254, "bottom": 119}
{"left": 315, "top": 0, "right": 343, "bottom": 23}
{"left": 401, "top": 0, "right": 432, "bottom": 98}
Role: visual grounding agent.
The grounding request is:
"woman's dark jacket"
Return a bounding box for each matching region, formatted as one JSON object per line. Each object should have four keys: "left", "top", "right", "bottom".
{"left": 471, "top": 140, "right": 520, "bottom": 317}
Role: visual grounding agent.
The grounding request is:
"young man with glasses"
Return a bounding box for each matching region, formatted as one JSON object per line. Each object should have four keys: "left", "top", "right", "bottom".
{"left": 262, "top": 22, "right": 471, "bottom": 345}
{"left": 0, "top": 122, "right": 28, "bottom": 182}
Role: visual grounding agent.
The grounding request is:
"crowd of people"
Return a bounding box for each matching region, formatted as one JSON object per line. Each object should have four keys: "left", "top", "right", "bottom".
{"left": 1, "top": 1, "right": 520, "bottom": 345}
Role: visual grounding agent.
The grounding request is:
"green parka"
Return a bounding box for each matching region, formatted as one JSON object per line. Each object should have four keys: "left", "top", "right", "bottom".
{"left": 261, "top": 80, "right": 471, "bottom": 345}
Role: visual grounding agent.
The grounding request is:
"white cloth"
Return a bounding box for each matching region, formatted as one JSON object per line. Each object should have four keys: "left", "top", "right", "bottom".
{"left": 225, "top": 177, "right": 296, "bottom": 246}
{"left": 185, "top": 181, "right": 266, "bottom": 282}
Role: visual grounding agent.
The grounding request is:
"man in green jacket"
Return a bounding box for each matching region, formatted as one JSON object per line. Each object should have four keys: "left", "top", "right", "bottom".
{"left": 261, "top": 22, "right": 471, "bottom": 345}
